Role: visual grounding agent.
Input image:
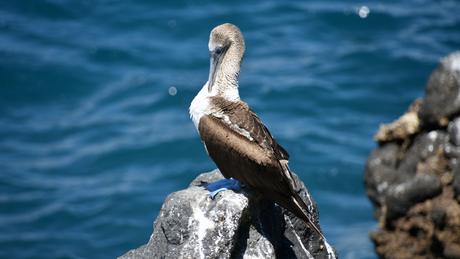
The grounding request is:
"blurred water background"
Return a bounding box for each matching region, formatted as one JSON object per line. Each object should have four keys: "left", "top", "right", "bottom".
{"left": 1, "top": 0, "right": 460, "bottom": 258}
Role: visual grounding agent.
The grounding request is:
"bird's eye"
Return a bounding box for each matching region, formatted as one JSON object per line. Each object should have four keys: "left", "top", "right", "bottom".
{"left": 215, "top": 46, "right": 223, "bottom": 54}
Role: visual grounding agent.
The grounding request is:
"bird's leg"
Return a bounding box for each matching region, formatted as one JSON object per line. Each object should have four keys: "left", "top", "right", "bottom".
{"left": 206, "top": 178, "right": 242, "bottom": 198}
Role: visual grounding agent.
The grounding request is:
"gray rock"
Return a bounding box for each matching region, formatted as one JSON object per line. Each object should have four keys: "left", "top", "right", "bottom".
{"left": 395, "top": 130, "right": 448, "bottom": 177}
{"left": 364, "top": 142, "right": 408, "bottom": 218}
{"left": 364, "top": 130, "right": 448, "bottom": 221}
{"left": 418, "top": 51, "right": 460, "bottom": 127}
{"left": 431, "top": 206, "right": 447, "bottom": 230}
{"left": 452, "top": 160, "right": 460, "bottom": 198}
{"left": 385, "top": 175, "right": 443, "bottom": 221}
{"left": 395, "top": 139, "right": 420, "bottom": 178}
{"left": 418, "top": 130, "right": 449, "bottom": 160}
{"left": 119, "top": 169, "right": 337, "bottom": 259}
{"left": 443, "top": 142, "right": 460, "bottom": 159}
{"left": 447, "top": 117, "right": 460, "bottom": 146}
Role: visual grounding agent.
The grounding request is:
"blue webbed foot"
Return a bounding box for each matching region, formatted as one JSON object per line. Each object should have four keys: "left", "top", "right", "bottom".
{"left": 206, "top": 178, "right": 242, "bottom": 198}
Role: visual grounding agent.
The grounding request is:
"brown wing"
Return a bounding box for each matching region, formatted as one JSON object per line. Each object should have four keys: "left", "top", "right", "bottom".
{"left": 198, "top": 114, "right": 323, "bottom": 238}
{"left": 198, "top": 114, "right": 292, "bottom": 194}
{"left": 210, "top": 97, "right": 289, "bottom": 160}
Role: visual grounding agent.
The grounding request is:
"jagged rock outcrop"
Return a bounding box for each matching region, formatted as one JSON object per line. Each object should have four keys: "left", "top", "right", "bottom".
{"left": 364, "top": 51, "right": 460, "bottom": 259}
{"left": 119, "top": 169, "right": 337, "bottom": 259}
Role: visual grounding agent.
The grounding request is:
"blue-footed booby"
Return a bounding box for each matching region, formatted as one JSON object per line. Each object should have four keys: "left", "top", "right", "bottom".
{"left": 190, "top": 23, "right": 324, "bottom": 239}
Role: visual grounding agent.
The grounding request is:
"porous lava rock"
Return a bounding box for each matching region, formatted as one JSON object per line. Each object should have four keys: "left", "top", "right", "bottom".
{"left": 364, "top": 51, "right": 460, "bottom": 259}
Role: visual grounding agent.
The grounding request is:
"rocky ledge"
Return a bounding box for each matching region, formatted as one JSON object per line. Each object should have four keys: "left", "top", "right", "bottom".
{"left": 119, "top": 169, "right": 337, "bottom": 259}
{"left": 365, "top": 51, "right": 460, "bottom": 258}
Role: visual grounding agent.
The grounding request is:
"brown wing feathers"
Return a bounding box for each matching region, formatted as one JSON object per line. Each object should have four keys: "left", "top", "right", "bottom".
{"left": 210, "top": 97, "right": 289, "bottom": 160}
{"left": 198, "top": 100, "right": 323, "bottom": 238}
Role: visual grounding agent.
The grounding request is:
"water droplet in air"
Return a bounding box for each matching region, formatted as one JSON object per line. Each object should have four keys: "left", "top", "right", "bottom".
{"left": 169, "top": 86, "right": 177, "bottom": 96}
{"left": 358, "top": 6, "right": 370, "bottom": 18}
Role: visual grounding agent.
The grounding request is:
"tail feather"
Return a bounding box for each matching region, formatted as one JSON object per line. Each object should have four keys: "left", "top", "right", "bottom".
{"left": 291, "top": 195, "right": 325, "bottom": 240}
{"left": 279, "top": 160, "right": 325, "bottom": 240}
{"left": 254, "top": 185, "right": 325, "bottom": 240}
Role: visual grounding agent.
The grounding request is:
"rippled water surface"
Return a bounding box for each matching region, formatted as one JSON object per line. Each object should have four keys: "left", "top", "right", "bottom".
{"left": 1, "top": 1, "right": 459, "bottom": 258}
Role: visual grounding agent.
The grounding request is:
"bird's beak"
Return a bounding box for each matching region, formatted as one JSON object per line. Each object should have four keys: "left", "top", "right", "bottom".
{"left": 208, "top": 45, "right": 228, "bottom": 93}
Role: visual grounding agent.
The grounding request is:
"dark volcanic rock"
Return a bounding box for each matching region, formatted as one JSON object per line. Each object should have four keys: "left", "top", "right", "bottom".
{"left": 365, "top": 51, "right": 460, "bottom": 259}
{"left": 448, "top": 117, "right": 460, "bottom": 146}
{"left": 451, "top": 160, "right": 460, "bottom": 198}
{"left": 431, "top": 206, "right": 447, "bottom": 229}
{"left": 364, "top": 142, "right": 407, "bottom": 218}
{"left": 385, "top": 175, "right": 442, "bottom": 220}
{"left": 119, "top": 169, "right": 337, "bottom": 259}
{"left": 418, "top": 51, "right": 460, "bottom": 127}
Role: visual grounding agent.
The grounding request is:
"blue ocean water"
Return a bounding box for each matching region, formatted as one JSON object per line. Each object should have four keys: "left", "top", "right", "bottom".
{"left": 1, "top": 0, "right": 459, "bottom": 258}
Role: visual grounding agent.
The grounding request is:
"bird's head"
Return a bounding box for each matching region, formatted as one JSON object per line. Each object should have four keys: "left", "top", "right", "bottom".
{"left": 207, "top": 23, "right": 246, "bottom": 95}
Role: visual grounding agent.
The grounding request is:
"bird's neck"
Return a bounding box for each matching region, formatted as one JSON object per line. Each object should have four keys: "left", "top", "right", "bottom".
{"left": 210, "top": 47, "right": 242, "bottom": 102}
{"left": 209, "top": 80, "right": 240, "bottom": 102}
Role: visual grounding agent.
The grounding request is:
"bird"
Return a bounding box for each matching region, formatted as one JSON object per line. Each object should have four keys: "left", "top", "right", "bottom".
{"left": 189, "top": 23, "right": 324, "bottom": 240}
